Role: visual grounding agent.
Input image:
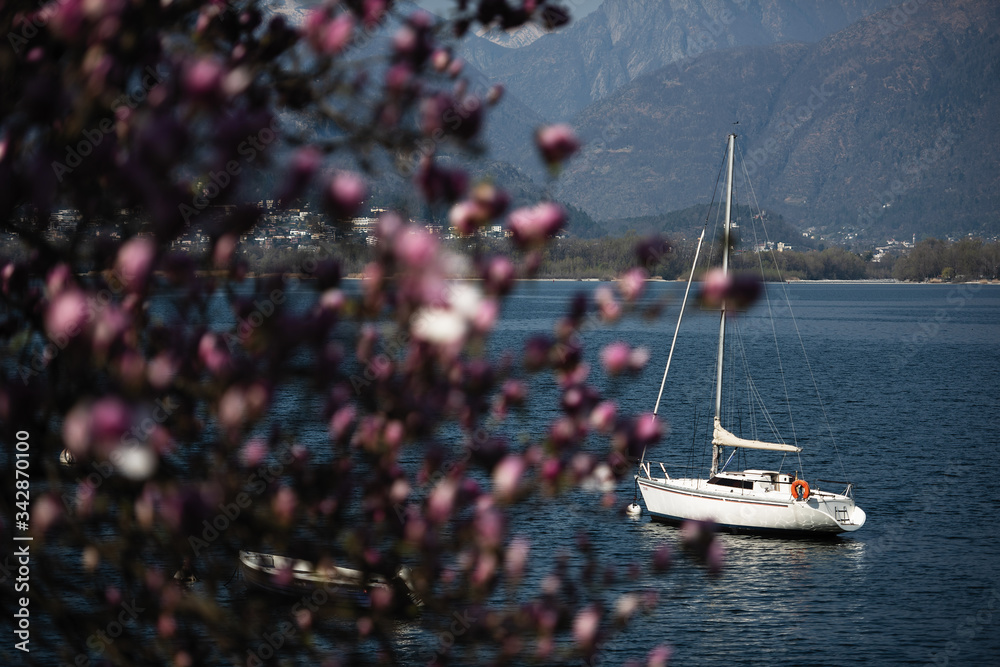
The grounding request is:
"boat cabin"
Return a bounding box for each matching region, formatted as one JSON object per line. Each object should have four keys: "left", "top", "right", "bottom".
{"left": 707, "top": 470, "right": 794, "bottom": 493}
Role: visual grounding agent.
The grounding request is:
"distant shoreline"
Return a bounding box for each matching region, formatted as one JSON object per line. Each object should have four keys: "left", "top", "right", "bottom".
{"left": 332, "top": 275, "right": 999, "bottom": 285}
{"left": 165, "top": 271, "right": 998, "bottom": 285}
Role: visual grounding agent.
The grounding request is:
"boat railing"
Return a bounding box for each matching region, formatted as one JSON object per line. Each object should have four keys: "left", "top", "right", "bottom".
{"left": 637, "top": 461, "right": 670, "bottom": 481}
{"left": 816, "top": 479, "right": 855, "bottom": 498}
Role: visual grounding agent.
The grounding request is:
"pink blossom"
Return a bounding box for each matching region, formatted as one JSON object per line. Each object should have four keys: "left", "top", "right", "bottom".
{"left": 471, "top": 181, "right": 509, "bottom": 218}
{"left": 326, "top": 171, "right": 368, "bottom": 219}
{"left": 46, "top": 263, "right": 74, "bottom": 297}
{"left": 383, "top": 419, "right": 404, "bottom": 449}
{"left": 541, "top": 457, "right": 561, "bottom": 483}
{"left": 601, "top": 341, "right": 631, "bottom": 376}
{"left": 431, "top": 48, "right": 451, "bottom": 72}
{"left": 322, "top": 13, "right": 355, "bottom": 55}
{"left": 507, "top": 202, "right": 566, "bottom": 249}
{"left": 472, "top": 298, "right": 499, "bottom": 333}
{"left": 218, "top": 387, "right": 247, "bottom": 430}
{"left": 698, "top": 268, "right": 730, "bottom": 309}
{"left": 427, "top": 479, "right": 458, "bottom": 523}
{"left": 318, "top": 288, "right": 345, "bottom": 313}
{"left": 147, "top": 353, "right": 177, "bottom": 390}
{"left": 505, "top": 536, "right": 530, "bottom": 578}
{"left": 198, "top": 333, "right": 230, "bottom": 375}
{"left": 362, "top": 0, "right": 387, "bottom": 27}
{"left": 272, "top": 486, "right": 297, "bottom": 523}
{"left": 184, "top": 58, "right": 224, "bottom": 99}
{"left": 573, "top": 606, "right": 600, "bottom": 648}
{"left": 448, "top": 200, "right": 482, "bottom": 236}
{"left": 595, "top": 286, "right": 621, "bottom": 322}
{"left": 628, "top": 346, "right": 651, "bottom": 372}
{"left": 493, "top": 455, "right": 525, "bottom": 501}
{"left": 384, "top": 62, "right": 412, "bottom": 94}
{"left": 619, "top": 267, "right": 647, "bottom": 301}
{"left": 115, "top": 237, "right": 156, "bottom": 292}
{"left": 502, "top": 379, "right": 527, "bottom": 405}
{"left": 32, "top": 494, "right": 62, "bottom": 535}
{"left": 240, "top": 439, "right": 269, "bottom": 467}
{"left": 158, "top": 614, "right": 177, "bottom": 638}
{"left": 589, "top": 401, "right": 617, "bottom": 433}
{"left": 63, "top": 402, "right": 93, "bottom": 456}
{"left": 392, "top": 24, "right": 417, "bottom": 55}
{"left": 329, "top": 405, "right": 356, "bottom": 442}
{"left": 472, "top": 552, "right": 498, "bottom": 585}
{"left": 91, "top": 397, "right": 131, "bottom": 445}
{"left": 549, "top": 416, "right": 577, "bottom": 449}
{"left": 483, "top": 256, "right": 515, "bottom": 295}
{"left": 213, "top": 234, "right": 237, "bottom": 268}
{"left": 45, "top": 289, "right": 89, "bottom": 342}
{"left": 634, "top": 413, "right": 663, "bottom": 446}
{"left": 475, "top": 504, "right": 504, "bottom": 548}
{"left": 394, "top": 229, "right": 437, "bottom": 269}
{"left": 278, "top": 146, "right": 322, "bottom": 203}
{"left": 92, "top": 304, "right": 127, "bottom": 352}
{"left": 648, "top": 645, "right": 673, "bottom": 667}
{"left": 536, "top": 123, "right": 580, "bottom": 166}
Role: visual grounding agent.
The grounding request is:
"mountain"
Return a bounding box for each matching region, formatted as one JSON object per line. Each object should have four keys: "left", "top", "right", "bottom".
{"left": 460, "top": 0, "right": 899, "bottom": 122}
{"left": 552, "top": 0, "right": 1000, "bottom": 243}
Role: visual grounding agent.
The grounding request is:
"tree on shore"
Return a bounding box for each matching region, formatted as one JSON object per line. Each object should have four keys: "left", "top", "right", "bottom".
{"left": 0, "top": 2, "right": 715, "bottom": 666}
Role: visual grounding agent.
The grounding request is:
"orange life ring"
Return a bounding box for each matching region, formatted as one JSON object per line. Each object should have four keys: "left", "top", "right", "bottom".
{"left": 791, "top": 479, "right": 810, "bottom": 500}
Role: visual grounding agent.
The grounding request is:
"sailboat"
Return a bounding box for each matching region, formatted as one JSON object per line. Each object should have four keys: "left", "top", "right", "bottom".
{"left": 634, "top": 133, "right": 866, "bottom": 536}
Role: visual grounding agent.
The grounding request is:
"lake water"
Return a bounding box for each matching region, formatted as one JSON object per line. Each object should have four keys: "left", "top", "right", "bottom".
{"left": 485, "top": 281, "right": 1000, "bottom": 667}
{"left": 15, "top": 280, "right": 1000, "bottom": 666}
{"left": 266, "top": 279, "right": 1000, "bottom": 666}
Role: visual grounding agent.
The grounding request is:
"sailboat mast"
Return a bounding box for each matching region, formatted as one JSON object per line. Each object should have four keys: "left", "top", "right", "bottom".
{"left": 711, "top": 133, "right": 736, "bottom": 476}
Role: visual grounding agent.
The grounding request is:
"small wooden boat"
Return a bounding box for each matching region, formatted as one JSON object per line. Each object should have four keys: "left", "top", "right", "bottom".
{"left": 238, "top": 550, "right": 422, "bottom": 609}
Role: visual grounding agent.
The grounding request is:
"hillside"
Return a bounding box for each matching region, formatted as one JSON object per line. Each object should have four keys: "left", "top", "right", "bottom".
{"left": 553, "top": 0, "right": 1000, "bottom": 243}
{"left": 458, "top": 0, "right": 899, "bottom": 121}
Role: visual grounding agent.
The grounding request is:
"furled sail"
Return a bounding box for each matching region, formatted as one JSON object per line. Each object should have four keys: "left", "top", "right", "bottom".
{"left": 712, "top": 417, "right": 801, "bottom": 453}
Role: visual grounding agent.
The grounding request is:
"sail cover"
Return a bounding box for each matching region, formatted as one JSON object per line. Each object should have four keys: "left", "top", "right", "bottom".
{"left": 712, "top": 418, "right": 801, "bottom": 453}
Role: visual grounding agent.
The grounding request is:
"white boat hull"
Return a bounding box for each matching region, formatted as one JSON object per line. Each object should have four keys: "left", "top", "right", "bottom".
{"left": 637, "top": 475, "right": 866, "bottom": 535}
